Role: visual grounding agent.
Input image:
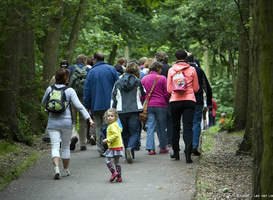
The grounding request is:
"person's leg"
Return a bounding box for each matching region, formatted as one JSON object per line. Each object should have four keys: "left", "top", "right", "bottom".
{"left": 127, "top": 113, "right": 140, "bottom": 149}
{"left": 170, "top": 102, "right": 182, "bottom": 153}
{"left": 114, "top": 156, "right": 122, "bottom": 182}
{"left": 119, "top": 114, "right": 129, "bottom": 149}
{"left": 127, "top": 113, "right": 141, "bottom": 158}
{"left": 145, "top": 107, "right": 156, "bottom": 154}
{"left": 154, "top": 107, "right": 168, "bottom": 150}
{"left": 105, "top": 157, "right": 118, "bottom": 182}
{"left": 48, "top": 129, "right": 61, "bottom": 179}
{"left": 93, "top": 110, "right": 106, "bottom": 156}
{"left": 78, "top": 111, "right": 87, "bottom": 150}
{"left": 166, "top": 103, "right": 173, "bottom": 146}
{"left": 60, "top": 128, "right": 72, "bottom": 176}
{"left": 182, "top": 101, "right": 195, "bottom": 163}
{"left": 192, "top": 104, "right": 203, "bottom": 155}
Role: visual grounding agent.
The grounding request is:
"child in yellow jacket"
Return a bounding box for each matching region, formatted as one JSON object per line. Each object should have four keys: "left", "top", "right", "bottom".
{"left": 102, "top": 108, "right": 124, "bottom": 182}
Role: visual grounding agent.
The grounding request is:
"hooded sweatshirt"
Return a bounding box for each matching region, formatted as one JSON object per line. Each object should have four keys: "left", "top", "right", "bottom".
{"left": 111, "top": 73, "right": 146, "bottom": 114}
{"left": 167, "top": 61, "right": 199, "bottom": 103}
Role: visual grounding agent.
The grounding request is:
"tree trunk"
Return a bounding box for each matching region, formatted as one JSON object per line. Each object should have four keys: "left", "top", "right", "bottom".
{"left": 0, "top": 3, "right": 22, "bottom": 140}
{"left": 249, "top": 0, "right": 264, "bottom": 198}
{"left": 259, "top": 0, "right": 273, "bottom": 197}
{"left": 65, "top": 0, "right": 87, "bottom": 64}
{"left": 234, "top": 0, "right": 250, "bottom": 131}
{"left": 203, "top": 39, "right": 210, "bottom": 82}
{"left": 42, "top": 0, "right": 64, "bottom": 88}
{"left": 124, "top": 46, "right": 129, "bottom": 60}
{"left": 108, "top": 44, "right": 118, "bottom": 66}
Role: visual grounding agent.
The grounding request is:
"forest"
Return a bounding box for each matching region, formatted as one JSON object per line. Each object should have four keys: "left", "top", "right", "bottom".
{"left": 0, "top": 0, "right": 272, "bottom": 198}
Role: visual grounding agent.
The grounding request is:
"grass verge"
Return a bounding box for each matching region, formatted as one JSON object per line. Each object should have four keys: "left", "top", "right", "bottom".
{"left": 0, "top": 138, "right": 49, "bottom": 190}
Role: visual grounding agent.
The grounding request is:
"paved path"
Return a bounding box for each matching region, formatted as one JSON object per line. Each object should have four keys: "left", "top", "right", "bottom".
{"left": 0, "top": 132, "right": 199, "bottom": 200}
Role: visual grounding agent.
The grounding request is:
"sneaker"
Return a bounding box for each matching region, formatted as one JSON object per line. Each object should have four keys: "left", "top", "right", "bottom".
{"left": 54, "top": 167, "right": 61, "bottom": 180}
{"left": 116, "top": 177, "right": 122, "bottom": 182}
{"left": 70, "top": 136, "right": 78, "bottom": 151}
{"left": 61, "top": 168, "right": 70, "bottom": 177}
{"left": 159, "top": 148, "right": 169, "bottom": 154}
{"left": 148, "top": 150, "right": 156, "bottom": 155}
{"left": 125, "top": 149, "right": 132, "bottom": 164}
{"left": 110, "top": 172, "right": 118, "bottom": 182}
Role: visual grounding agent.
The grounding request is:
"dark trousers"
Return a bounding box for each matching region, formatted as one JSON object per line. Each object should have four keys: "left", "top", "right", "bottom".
{"left": 170, "top": 100, "right": 195, "bottom": 153}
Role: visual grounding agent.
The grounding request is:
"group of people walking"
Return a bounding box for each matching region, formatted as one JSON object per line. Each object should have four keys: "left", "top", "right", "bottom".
{"left": 42, "top": 49, "right": 212, "bottom": 182}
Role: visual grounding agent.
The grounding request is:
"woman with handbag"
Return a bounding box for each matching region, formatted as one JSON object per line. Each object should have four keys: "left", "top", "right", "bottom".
{"left": 141, "top": 61, "right": 170, "bottom": 155}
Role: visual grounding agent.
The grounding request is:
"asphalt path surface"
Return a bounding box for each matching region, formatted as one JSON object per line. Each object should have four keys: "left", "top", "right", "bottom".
{"left": 0, "top": 132, "right": 198, "bottom": 200}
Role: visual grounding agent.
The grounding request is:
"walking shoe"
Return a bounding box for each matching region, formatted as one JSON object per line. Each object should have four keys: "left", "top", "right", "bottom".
{"left": 70, "top": 136, "right": 78, "bottom": 151}
{"left": 61, "top": 168, "right": 70, "bottom": 177}
{"left": 126, "top": 149, "right": 132, "bottom": 164}
{"left": 54, "top": 167, "right": 61, "bottom": 180}
{"left": 80, "top": 146, "right": 87, "bottom": 151}
{"left": 116, "top": 177, "right": 122, "bottom": 182}
{"left": 110, "top": 171, "right": 118, "bottom": 182}
{"left": 148, "top": 150, "right": 156, "bottom": 155}
{"left": 192, "top": 148, "right": 201, "bottom": 156}
{"left": 159, "top": 148, "right": 169, "bottom": 154}
{"left": 90, "top": 135, "right": 96, "bottom": 145}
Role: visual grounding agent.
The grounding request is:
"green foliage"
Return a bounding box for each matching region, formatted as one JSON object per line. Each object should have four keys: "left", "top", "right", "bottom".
{"left": 219, "top": 116, "right": 236, "bottom": 132}
{"left": 0, "top": 151, "right": 40, "bottom": 190}
{"left": 202, "top": 131, "right": 214, "bottom": 152}
{"left": 0, "top": 141, "right": 21, "bottom": 156}
{"left": 16, "top": 109, "right": 35, "bottom": 146}
{"left": 211, "top": 75, "right": 234, "bottom": 119}
{"left": 209, "top": 126, "right": 221, "bottom": 133}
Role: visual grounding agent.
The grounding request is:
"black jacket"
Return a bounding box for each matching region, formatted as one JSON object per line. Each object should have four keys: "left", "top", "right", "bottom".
{"left": 190, "top": 63, "right": 212, "bottom": 106}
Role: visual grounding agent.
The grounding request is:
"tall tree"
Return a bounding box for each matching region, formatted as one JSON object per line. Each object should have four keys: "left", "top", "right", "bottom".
{"left": 42, "top": 0, "right": 64, "bottom": 88}
{"left": 233, "top": 0, "right": 250, "bottom": 131}
{"left": 65, "top": 0, "right": 87, "bottom": 64}
{"left": 250, "top": 0, "right": 273, "bottom": 197}
{"left": 0, "top": 3, "right": 22, "bottom": 140}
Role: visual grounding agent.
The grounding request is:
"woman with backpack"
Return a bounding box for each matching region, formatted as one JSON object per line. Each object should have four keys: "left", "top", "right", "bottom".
{"left": 167, "top": 50, "right": 199, "bottom": 163}
{"left": 42, "top": 68, "right": 94, "bottom": 180}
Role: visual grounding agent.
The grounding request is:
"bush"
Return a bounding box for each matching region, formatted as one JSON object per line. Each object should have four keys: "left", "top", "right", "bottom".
{"left": 219, "top": 116, "right": 236, "bottom": 132}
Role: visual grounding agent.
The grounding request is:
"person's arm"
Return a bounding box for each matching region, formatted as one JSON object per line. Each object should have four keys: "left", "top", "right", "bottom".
{"left": 83, "top": 74, "right": 91, "bottom": 110}
{"left": 192, "top": 69, "right": 199, "bottom": 93}
{"left": 203, "top": 73, "right": 212, "bottom": 107}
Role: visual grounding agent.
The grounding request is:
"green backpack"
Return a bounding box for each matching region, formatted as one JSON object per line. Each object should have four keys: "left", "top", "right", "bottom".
{"left": 46, "top": 86, "right": 70, "bottom": 113}
{"left": 68, "top": 64, "right": 88, "bottom": 95}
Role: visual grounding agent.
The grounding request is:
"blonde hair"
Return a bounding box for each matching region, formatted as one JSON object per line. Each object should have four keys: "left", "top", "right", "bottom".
{"left": 104, "top": 108, "right": 119, "bottom": 124}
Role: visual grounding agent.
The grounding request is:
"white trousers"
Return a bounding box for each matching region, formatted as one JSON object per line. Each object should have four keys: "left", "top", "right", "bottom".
{"left": 48, "top": 128, "right": 72, "bottom": 159}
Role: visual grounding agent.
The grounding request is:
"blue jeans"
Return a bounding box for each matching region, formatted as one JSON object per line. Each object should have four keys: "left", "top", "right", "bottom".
{"left": 119, "top": 112, "right": 140, "bottom": 150}
{"left": 192, "top": 104, "right": 203, "bottom": 149}
{"left": 145, "top": 107, "right": 168, "bottom": 150}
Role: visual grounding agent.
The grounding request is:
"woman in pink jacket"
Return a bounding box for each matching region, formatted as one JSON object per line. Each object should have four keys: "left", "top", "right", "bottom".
{"left": 167, "top": 50, "right": 199, "bottom": 163}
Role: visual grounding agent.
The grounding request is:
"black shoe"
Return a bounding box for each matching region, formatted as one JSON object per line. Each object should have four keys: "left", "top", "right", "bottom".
{"left": 192, "top": 148, "right": 200, "bottom": 156}
{"left": 80, "top": 146, "right": 87, "bottom": 151}
{"left": 170, "top": 152, "right": 180, "bottom": 160}
{"left": 185, "top": 153, "right": 193, "bottom": 163}
{"left": 70, "top": 136, "right": 78, "bottom": 151}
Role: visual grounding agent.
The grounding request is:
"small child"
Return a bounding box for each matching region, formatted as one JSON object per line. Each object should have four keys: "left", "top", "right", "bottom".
{"left": 102, "top": 108, "right": 124, "bottom": 182}
{"left": 219, "top": 113, "right": 229, "bottom": 127}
